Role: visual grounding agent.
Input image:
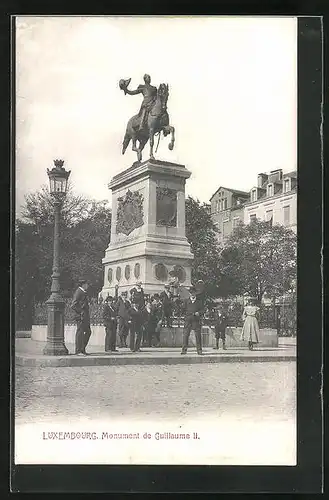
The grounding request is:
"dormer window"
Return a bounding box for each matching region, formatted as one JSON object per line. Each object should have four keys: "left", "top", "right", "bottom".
{"left": 267, "top": 183, "right": 274, "bottom": 197}
{"left": 251, "top": 189, "right": 257, "bottom": 202}
{"left": 284, "top": 178, "right": 291, "bottom": 193}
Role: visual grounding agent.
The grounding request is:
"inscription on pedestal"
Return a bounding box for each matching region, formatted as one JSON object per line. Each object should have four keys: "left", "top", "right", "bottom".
{"left": 116, "top": 189, "right": 144, "bottom": 236}
{"left": 156, "top": 187, "right": 177, "bottom": 227}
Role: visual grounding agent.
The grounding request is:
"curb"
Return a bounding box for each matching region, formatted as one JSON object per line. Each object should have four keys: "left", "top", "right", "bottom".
{"left": 16, "top": 331, "right": 32, "bottom": 338}
{"left": 16, "top": 353, "right": 296, "bottom": 368}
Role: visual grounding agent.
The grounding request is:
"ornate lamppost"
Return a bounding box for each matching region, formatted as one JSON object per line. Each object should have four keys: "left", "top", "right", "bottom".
{"left": 43, "top": 159, "right": 71, "bottom": 355}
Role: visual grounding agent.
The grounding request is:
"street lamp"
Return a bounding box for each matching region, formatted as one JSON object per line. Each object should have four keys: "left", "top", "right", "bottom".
{"left": 43, "top": 159, "right": 71, "bottom": 355}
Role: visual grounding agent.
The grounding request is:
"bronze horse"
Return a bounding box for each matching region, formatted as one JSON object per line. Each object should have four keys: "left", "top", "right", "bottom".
{"left": 122, "top": 83, "right": 175, "bottom": 162}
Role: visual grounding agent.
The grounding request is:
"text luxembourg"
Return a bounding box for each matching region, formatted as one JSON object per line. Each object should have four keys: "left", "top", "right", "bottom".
{"left": 42, "top": 431, "right": 199, "bottom": 440}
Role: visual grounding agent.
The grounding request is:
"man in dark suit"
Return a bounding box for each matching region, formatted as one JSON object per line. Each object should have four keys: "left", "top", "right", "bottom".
{"left": 148, "top": 294, "right": 163, "bottom": 346}
{"left": 213, "top": 305, "right": 229, "bottom": 350}
{"left": 71, "top": 279, "right": 91, "bottom": 355}
{"left": 103, "top": 296, "right": 119, "bottom": 353}
{"left": 128, "top": 298, "right": 144, "bottom": 352}
{"left": 160, "top": 284, "right": 173, "bottom": 328}
{"left": 195, "top": 279, "right": 206, "bottom": 305}
{"left": 181, "top": 286, "right": 204, "bottom": 355}
{"left": 130, "top": 281, "right": 145, "bottom": 309}
{"left": 116, "top": 290, "right": 131, "bottom": 347}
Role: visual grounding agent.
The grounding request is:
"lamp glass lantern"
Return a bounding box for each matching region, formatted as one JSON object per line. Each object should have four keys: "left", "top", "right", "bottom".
{"left": 47, "top": 159, "right": 71, "bottom": 198}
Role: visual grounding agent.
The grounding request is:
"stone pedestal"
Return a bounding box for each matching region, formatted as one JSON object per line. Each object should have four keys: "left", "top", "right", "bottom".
{"left": 101, "top": 159, "right": 194, "bottom": 297}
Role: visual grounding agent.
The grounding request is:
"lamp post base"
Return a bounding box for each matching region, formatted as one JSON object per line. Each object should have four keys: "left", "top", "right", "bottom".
{"left": 43, "top": 342, "right": 69, "bottom": 356}
{"left": 43, "top": 296, "right": 69, "bottom": 356}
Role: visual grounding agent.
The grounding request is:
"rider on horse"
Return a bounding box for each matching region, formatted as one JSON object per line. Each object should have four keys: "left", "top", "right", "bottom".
{"left": 120, "top": 74, "right": 157, "bottom": 130}
{"left": 119, "top": 74, "right": 175, "bottom": 162}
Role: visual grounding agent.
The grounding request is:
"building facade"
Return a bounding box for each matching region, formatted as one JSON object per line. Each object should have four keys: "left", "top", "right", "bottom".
{"left": 210, "top": 169, "right": 297, "bottom": 243}
{"left": 243, "top": 169, "right": 297, "bottom": 232}
{"left": 210, "top": 187, "right": 249, "bottom": 245}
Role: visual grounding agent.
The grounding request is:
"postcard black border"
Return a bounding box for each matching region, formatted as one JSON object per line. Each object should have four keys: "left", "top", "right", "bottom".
{"left": 1, "top": 3, "right": 324, "bottom": 495}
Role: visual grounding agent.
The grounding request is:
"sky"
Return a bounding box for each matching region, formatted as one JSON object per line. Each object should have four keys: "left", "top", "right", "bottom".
{"left": 15, "top": 16, "right": 297, "bottom": 212}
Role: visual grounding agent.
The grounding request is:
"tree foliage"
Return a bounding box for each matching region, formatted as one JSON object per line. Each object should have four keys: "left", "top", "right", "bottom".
{"left": 185, "top": 196, "right": 222, "bottom": 297}
{"left": 220, "top": 220, "right": 297, "bottom": 302}
{"left": 21, "top": 184, "right": 92, "bottom": 228}
{"left": 15, "top": 187, "right": 111, "bottom": 328}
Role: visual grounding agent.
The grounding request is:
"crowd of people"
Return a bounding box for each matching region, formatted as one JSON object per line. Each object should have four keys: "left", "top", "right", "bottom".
{"left": 71, "top": 279, "right": 260, "bottom": 356}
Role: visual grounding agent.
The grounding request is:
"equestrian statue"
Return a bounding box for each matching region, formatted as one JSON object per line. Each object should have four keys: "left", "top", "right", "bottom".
{"left": 119, "top": 74, "right": 175, "bottom": 163}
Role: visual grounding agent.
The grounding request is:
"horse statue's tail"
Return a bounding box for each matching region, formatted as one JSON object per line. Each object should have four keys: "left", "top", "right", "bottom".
{"left": 122, "top": 132, "right": 131, "bottom": 155}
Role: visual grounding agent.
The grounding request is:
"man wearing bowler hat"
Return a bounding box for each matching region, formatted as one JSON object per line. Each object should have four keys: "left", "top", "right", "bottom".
{"left": 160, "top": 284, "right": 174, "bottom": 328}
{"left": 130, "top": 281, "right": 145, "bottom": 310}
{"left": 181, "top": 285, "right": 204, "bottom": 355}
{"left": 71, "top": 279, "right": 91, "bottom": 355}
{"left": 103, "top": 296, "right": 119, "bottom": 353}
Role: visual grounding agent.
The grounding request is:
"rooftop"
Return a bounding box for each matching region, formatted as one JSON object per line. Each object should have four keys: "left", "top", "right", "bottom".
{"left": 210, "top": 186, "right": 249, "bottom": 201}
{"left": 210, "top": 170, "right": 297, "bottom": 202}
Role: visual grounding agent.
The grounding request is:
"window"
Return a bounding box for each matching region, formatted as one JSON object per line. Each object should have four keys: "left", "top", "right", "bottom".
{"left": 284, "top": 178, "right": 290, "bottom": 193}
{"left": 283, "top": 205, "right": 290, "bottom": 225}
{"left": 223, "top": 220, "right": 230, "bottom": 237}
{"left": 251, "top": 189, "right": 257, "bottom": 202}
{"left": 265, "top": 209, "right": 273, "bottom": 225}
{"left": 223, "top": 198, "right": 228, "bottom": 210}
{"left": 233, "top": 217, "right": 240, "bottom": 228}
{"left": 250, "top": 214, "right": 257, "bottom": 223}
{"left": 267, "top": 184, "right": 274, "bottom": 197}
{"left": 215, "top": 200, "right": 219, "bottom": 213}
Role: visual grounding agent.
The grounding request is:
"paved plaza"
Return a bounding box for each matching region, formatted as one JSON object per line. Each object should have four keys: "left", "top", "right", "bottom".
{"left": 15, "top": 337, "right": 296, "bottom": 367}
{"left": 15, "top": 354, "right": 296, "bottom": 465}
{"left": 15, "top": 360, "right": 296, "bottom": 424}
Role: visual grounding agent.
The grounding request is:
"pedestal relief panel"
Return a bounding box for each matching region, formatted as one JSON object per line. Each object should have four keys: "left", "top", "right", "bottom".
{"left": 116, "top": 189, "right": 144, "bottom": 236}
{"left": 125, "top": 264, "right": 131, "bottom": 281}
{"left": 154, "top": 263, "right": 168, "bottom": 281}
{"left": 116, "top": 266, "right": 122, "bottom": 281}
{"left": 156, "top": 187, "right": 177, "bottom": 227}
{"left": 134, "top": 262, "right": 141, "bottom": 279}
{"left": 170, "top": 264, "right": 186, "bottom": 283}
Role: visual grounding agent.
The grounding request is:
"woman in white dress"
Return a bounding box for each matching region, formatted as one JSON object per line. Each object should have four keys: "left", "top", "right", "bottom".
{"left": 241, "top": 299, "right": 260, "bottom": 350}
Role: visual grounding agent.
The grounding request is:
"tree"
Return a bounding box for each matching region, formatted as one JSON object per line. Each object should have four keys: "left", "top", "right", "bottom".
{"left": 185, "top": 196, "right": 222, "bottom": 297}
{"left": 21, "top": 184, "right": 92, "bottom": 228}
{"left": 15, "top": 187, "right": 112, "bottom": 328}
{"left": 220, "top": 220, "right": 297, "bottom": 302}
{"left": 60, "top": 200, "right": 112, "bottom": 296}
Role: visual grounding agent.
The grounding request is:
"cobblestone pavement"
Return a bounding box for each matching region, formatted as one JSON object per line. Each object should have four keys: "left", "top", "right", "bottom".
{"left": 15, "top": 362, "right": 296, "bottom": 424}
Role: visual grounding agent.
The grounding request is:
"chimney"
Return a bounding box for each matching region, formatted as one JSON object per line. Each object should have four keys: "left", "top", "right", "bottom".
{"left": 257, "top": 173, "right": 268, "bottom": 187}
{"left": 269, "top": 169, "right": 283, "bottom": 183}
